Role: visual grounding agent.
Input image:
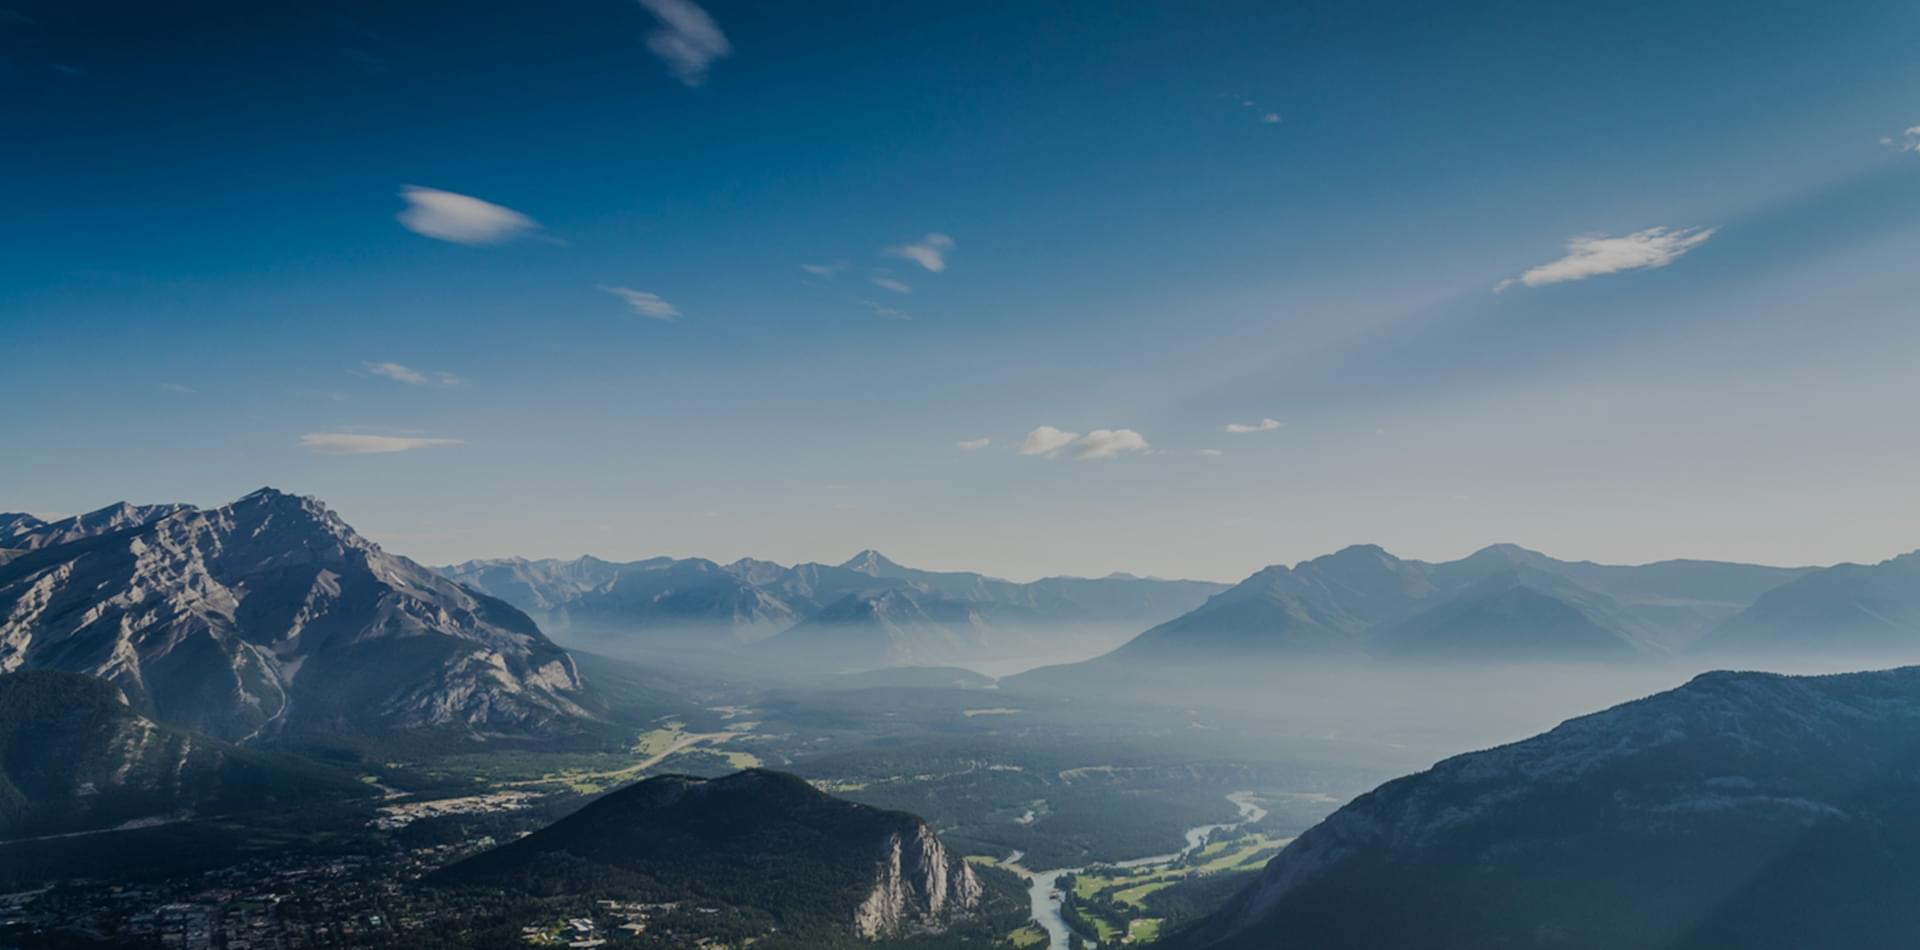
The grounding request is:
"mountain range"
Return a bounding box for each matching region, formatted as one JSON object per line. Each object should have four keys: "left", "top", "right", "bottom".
{"left": 9, "top": 485, "right": 1918, "bottom": 739}
{"left": 437, "top": 768, "right": 1007, "bottom": 942}
{"left": 1695, "top": 550, "right": 1920, "bottom": 659}
{"left": 440, "top": 549, "right": 1227, "bottom": 671}
{"left": 1040, "top": 541, "right": 1920, "bottom": 673}
{"left": 1175, "top": 665, "right": 1920, "bottom": 949}
{"left": 0, "top": 489, "right": 591, "bottom": 746}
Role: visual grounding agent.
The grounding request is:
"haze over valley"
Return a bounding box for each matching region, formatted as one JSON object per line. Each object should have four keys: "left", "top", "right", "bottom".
{"left": 8, "top": 489, "right": 1920, "bottom": 948}
{"left": 8, "top": 0, "right": 1920, "bottom": 946}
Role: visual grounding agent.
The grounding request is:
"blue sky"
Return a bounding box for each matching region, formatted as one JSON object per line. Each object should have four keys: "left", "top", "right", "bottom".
{"left": 3, "top": 0, "right": 1919, "bottom": 580}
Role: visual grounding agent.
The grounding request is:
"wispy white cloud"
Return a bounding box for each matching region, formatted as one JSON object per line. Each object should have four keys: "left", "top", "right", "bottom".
{"left": 396, "top": 186, "right": 540, "bottom": 245}
{"left": 637, "top": 0, "right": 731, "bottom": 87}
{"left": 158, "top": 382, "right": 196, "bottom": 394}
{"left": 1223, "top": 417, "right": 1282, "bottom": 434}
{"left": 801, "top": 263, "right": 840, "bottom": 277}
{"left": 1074, "top": 429, "right": 1151, "bottom": 459}
{"left": 870, "top": 276, "right": 913, "bottom": 295}
{"left": 602, "top": 286, "right": 681, "bottom": 319}
{"left": 299, "top": 433, "right": 463, "bottom": 455}
{"left": 1194, "top": 448, "right": 1223, "bottom": 457}
{"left": 1497, "top": 225, "right": 1716, "bottom": 291}
{"left": 1019, "top": 426, "right": 1152, "bottom": 460}
{"left": 362, "top": 361, "right": 426, "bottom": 385}
{"left": 360, "top": 362, "right": 461, "bottom": 386}
{"left": 1236, "top": 96, "right": 1281, "bottom": 124}
{"left": 957, "top": 437, "right": 991, "bottom": 451}
{"left": 887, "top": 233, "right": 955, "bottom": 273}
{"left": 1881, "top": 124, "right": 1920, "bottom": 153}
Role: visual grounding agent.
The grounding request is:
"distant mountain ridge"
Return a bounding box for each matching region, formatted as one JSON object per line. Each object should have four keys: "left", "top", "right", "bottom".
{"left": 440, "top": 549, "right": 1228, "bottom": 670}
{"left": 0, "top": 488, "right": 592, "bottom": 745}
{"left": 1174, "top": 665, "right": 1920, "bottom": 949}
{"left": 1697, "top": 550, "right": 1920, "bottom": 659}
{"left": 1063, "top": 542, "right": 1816, "bottom": 670}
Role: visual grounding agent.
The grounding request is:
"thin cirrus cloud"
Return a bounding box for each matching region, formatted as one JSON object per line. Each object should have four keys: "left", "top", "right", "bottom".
{"left": 957, "top": 437, "right": 991, "bottom": 451}
{"left": 870, "top": 276, "right": 913, "bottom": 295}
{"left": 602, "top": 286, "right": 681, "bottom": 320}
{"left": 1194, "top": 448, "right": 1224, "bottom": 457}
{"left": 362, "top": 361, "right": 459, "bottom": 386}
{"left": 637, "top": 0, "right": 731, "bottom": 87}
{"left": 1881, "top": 124, "right": 1920, "bottom": 153}
{"left": 1223, "top": 417, "right": 1282, "bottom": 434}
{"left": 1018, "top": 426, "right": 1152, "bottom": 460}
{"left": 800, "top": 263, "right": 840, "bottom": 277}
{"left": 396, "top": 186, "right": 540, "bottom": 245}
{"left": 887, "top": 233, "right": 955, "bottom": 272}
{"left": 859, "top": 299, "right": 911, "bottom": 320}
{"left": 299, "top": 433, "right": 464, "bottom": 455}
{"left": 1495, "top": 225, "right": 1717, "bottom": 292}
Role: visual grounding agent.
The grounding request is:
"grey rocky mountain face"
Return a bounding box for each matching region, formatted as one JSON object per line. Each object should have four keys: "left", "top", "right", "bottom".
{"left": 853, "top": 821, "right": 987, "bottom": 938}
{"left": 0, "top": 489, "right": 587, "bottom": 744}
{"left": 1176, "top": 665, "right": 1920, "bottom": 950}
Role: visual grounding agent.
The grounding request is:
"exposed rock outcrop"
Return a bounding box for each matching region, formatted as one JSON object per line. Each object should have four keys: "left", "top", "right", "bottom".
{"left": 854, "top": 822, "right": 984, "bottom": 937}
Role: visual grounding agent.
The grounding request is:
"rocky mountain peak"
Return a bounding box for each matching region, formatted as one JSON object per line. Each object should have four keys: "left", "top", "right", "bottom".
{"left": 0, "top": 489, "right": 589, "bottom": 743}
{"left": 842, "top": 549, "right": 906, "bottom": 575}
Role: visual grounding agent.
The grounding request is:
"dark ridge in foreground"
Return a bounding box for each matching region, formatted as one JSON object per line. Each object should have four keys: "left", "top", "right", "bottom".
{"left": 437, "top": 768, "right": 998, "bottom": 942}
{"left": 0, "top": 670, "right": 370, "bottom": 839}
{"left": 1172, "top": 665, "right": 1920, "bottom": 950}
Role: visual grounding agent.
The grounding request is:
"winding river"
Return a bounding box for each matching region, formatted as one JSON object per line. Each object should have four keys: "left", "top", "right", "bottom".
{"left": 1013, "top": 791, "right": 1268, "bottom": 949}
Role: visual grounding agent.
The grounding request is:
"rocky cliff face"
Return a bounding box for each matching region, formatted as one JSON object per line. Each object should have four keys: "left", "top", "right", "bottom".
{"left": 0, "top": 488, "right": 588, "bottom": 743}
{"left": 854, "top": 822, "right": 984, "bottom": 937}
